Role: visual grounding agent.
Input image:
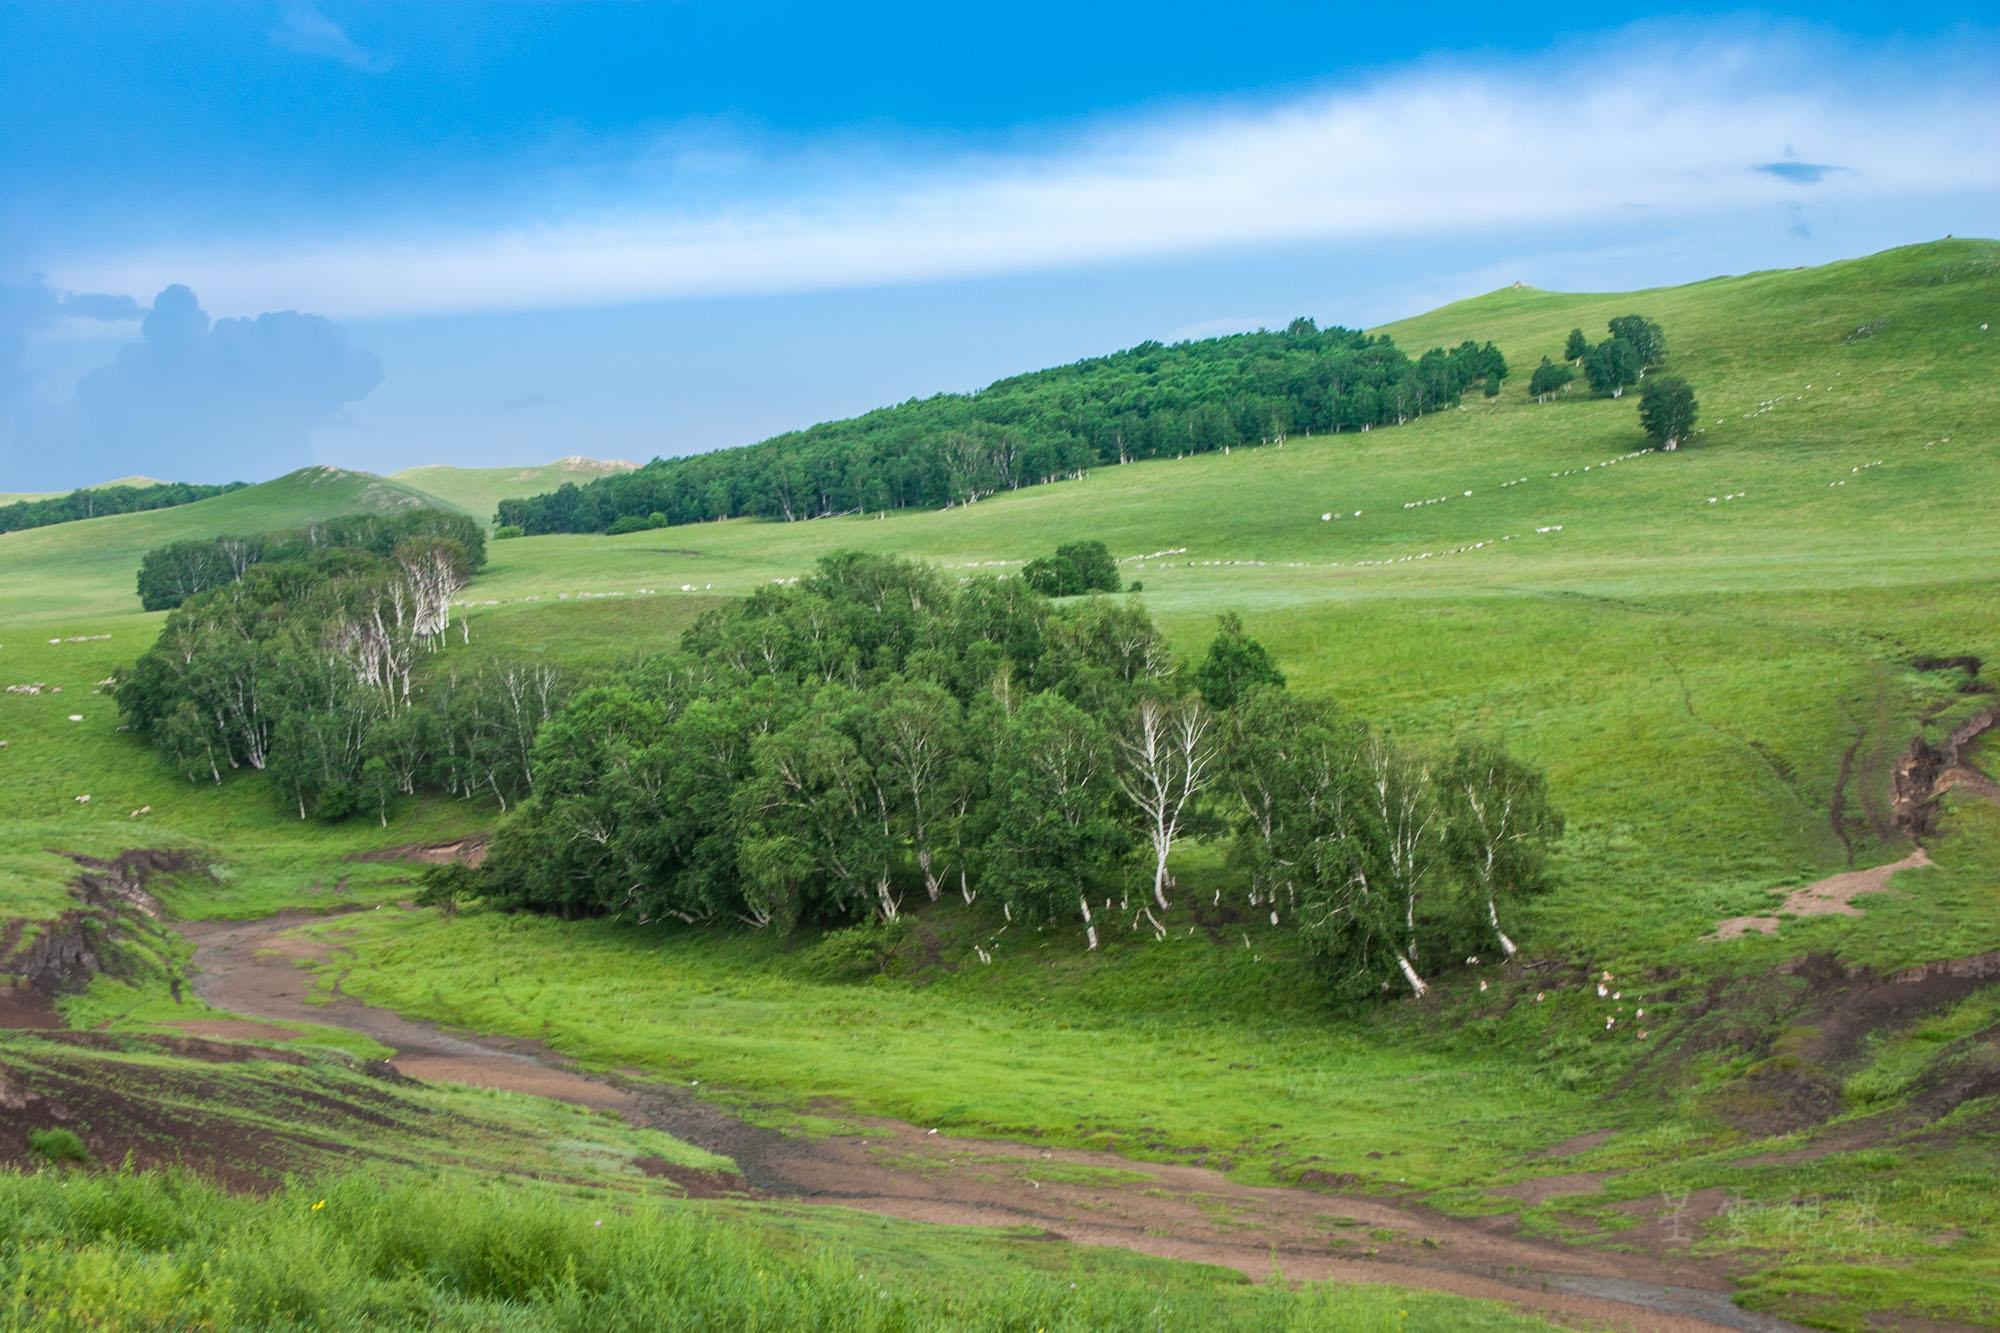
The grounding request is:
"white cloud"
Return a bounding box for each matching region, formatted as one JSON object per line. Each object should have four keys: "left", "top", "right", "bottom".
{"left": 269, "top": 3, "right": 388, "bottom": 73}
{"left": 55, "top": 30, "right": 2000, "bottom": 320}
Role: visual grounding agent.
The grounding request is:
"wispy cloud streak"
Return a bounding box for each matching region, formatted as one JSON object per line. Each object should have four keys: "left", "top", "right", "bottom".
{"left": 57, "top": 31, "right": 1999, "bottom": 319}
{"left": 269, "top": 3, "right": 388, "bottom": 72}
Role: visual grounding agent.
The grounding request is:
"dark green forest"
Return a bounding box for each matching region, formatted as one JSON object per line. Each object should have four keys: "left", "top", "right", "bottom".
{"left": 495, "top": 324, "right": 1506, "bottom": 534}
{"left": 0, "top": 480, "right": 246, "bottom": 536}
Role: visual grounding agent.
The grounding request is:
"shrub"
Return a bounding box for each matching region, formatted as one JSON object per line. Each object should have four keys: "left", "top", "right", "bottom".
{"left": 1021, "top": 540, "right": 1120, "bottom": 597}
{"left": 27, "top": 1127, "right": 88, "bottom": 1163}
{"left": 493, "top": 524, "right": 525, "bottom": 540}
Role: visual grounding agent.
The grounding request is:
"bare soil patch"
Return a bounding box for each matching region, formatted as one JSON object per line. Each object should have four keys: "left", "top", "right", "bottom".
{"left": 1893, "top": 705, "right": 2000, "bottom": 836}
{"left": 1709, "top": 849, "right": 1931, "bottom": 940}
{"left": 166, "top": 1018, "right": 303, "bottom": 1041}
{"left": 349, "top": 838, "right": 489, "bottom": 868}
{"left": 1536, "top": 1127, "right": 1616, "bottom": 1158}
{"left": 1492, "top": 1170, "right": 1621, "bottom": 1205}
{"left": 0, "top": 1031, "right": 387, "bottom": 1191}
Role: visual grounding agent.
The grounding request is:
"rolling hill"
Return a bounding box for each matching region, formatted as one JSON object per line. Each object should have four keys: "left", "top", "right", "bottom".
{"left": 0, "top": 466, "right": 442, "bottom": 625}
{"left": 390, "top": 455, "right": 638, "bottom": 523}
{"left": 3, "top": 239, "right": 1996, "bottom": 1328}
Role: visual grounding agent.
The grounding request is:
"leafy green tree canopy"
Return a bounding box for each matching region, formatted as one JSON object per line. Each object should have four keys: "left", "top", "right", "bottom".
{"left": 1192, "top": 612, "right": 1286, "bottom": 710}
{"left": 1022, "top": 540, "right": 1121, "bottom": 597}
{"left": 1583, "top": 338, "right": 1641, "bottom": 397}
{"left": 1527, "top": 358, "right": 1576, "bottom": 403}
{"left": 1637, "top": 375, "right": 1699, "bottom": 450}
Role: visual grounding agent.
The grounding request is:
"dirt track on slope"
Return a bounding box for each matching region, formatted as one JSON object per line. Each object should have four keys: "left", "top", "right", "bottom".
{"left": 179, "top": 912, "right": 1801, "bottom": 1333}
{"left": 1709, "top": 847, "right": 1934, "bottom": 940}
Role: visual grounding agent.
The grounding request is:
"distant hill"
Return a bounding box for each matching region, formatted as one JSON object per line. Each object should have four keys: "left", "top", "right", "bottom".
{"left": 0, "top": 479, "right": 249, "bottom": 537}
{"left": 0, "top": 465, "right": 443, "bottom": 625}
{"left": 495, "top": 328, "right": 1505, "bottom": 533}
{"left": 0, "top": 474, "right": 167, "bottom": 505}
{"left": 392, "top": 457, "right": 638, "bottom": 525}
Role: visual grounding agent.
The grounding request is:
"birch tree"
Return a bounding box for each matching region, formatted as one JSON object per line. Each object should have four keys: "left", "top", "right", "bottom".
{"left": 1364, "top": 734, "right": 1439, "bottom": 997}
{"left": 983, "top": 694, "right": 1130, "bottom": 947}
{"left": 867, "top": 680, "right": 967, "bottom": 901}
{"left": 1440, "top": 739, "right": 1563, "bottom": 960}
{"left": 1116, "top": 695, "right": 1215, "bottom": 912}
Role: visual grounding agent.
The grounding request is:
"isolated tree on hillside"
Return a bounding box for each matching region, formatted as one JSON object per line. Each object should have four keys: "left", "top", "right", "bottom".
{"left": 1022, "top": 539, "right": 1121, "bottom": 597}
{"left": 1583, "top": 337, "right": 1641, "bottom": 398}
{"left": 1439, "top": 739, "right": 1563, "bottom": 959}
{"left": 1638, "top": 375, "right": 1699, "bottom": 451}
{"left": 1192, "top": 612, "right": 1285, "bottom": 710}
{"left": 1564, "top": 328, "right": 1590, "bottom": 364}
{"left": 1607, "top": 315, "right": 1667, "bottom": 370}
{"left": 1527, "top": 358, "right": 1575, "bottom": 404}
{"left": 1115, "top": 695, "right": 1216, "bottom": 918}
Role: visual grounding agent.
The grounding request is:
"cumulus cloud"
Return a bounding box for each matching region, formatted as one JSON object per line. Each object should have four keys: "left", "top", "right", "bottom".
{"left": 1, "top": 283, "right": 383, "bottom": 489}
{"left": 269, "top": 3, "right": 388, "bottom": 73}
{"left": 51, "top": 30, "right": 2000, "bottom": 320}
{"left": 0, "top": 277, "right": 144, "bottom": 417}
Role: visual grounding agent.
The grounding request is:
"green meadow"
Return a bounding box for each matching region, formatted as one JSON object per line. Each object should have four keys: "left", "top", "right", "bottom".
{"left": 3, "top": 239, "right": 1997, "bottom": 1328}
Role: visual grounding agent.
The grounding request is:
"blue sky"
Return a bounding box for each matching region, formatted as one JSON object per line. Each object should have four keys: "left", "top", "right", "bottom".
{"left": 2, "top": 3, "right": 1996, "bottom": 488}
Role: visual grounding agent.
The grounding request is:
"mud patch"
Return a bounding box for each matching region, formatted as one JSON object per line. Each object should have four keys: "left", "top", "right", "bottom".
{"left": 1535, "top": 1127, "right": 1616, "bottom": 1158}
{"left": 0, "top": 848, "right": 200, "bottom": 1008}
{"left": 634, "top": 1157, "right": 749, "bottom": 1198}
{"left": 1674, "top": 950, "right": 2000, "bottom": 1139}
{"left": 1709, "top": 848, "right": 1932, "bottom": 940}
{"left": 166, "top": 1018, "right": 304, "bottom": 1042}
{"left": 1893, "top": 704, "right": 1999, "bottom": 837}
{"left": 349, "top": 838, "right": 489, "bottom": 868}
{"left": 1492, "top": 1170, "right": 1621, "bottom": 1205}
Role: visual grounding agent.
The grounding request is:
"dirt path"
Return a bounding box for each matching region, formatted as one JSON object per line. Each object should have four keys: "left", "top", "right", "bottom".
{"left": 1709, "top": 848, "right": 1934, "bottom": 940}
{"left": 180, "top": 912, "right": 1799, "bottom": 1333}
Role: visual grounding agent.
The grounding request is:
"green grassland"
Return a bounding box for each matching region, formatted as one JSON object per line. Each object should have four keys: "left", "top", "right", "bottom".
{"left": 389, "top": 456, "right": 637, "bottom": 524}
{"left": 0, "top": 1163, "right": 1549, "bottom": 1331}
{"left": 2, "top": 239, "right": 1997, "bottom": 1328}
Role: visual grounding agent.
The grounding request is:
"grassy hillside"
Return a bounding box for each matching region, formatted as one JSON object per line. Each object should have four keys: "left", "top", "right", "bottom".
{"left": 3, "top": 239, "right": 1997, "bottom": 1328}
{"left": 391, "top": 455, "right": 637, "bottom": 523}
{"left": 0, "top": 466, "right": 440, "bottom": 626}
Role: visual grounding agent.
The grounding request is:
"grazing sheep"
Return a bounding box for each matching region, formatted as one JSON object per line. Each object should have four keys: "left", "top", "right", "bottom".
{"left": 75, "top": 794, "right": 90, "bottom": 804}
{"left": 67, "top": 714, "right": 83, "bottom": 722}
